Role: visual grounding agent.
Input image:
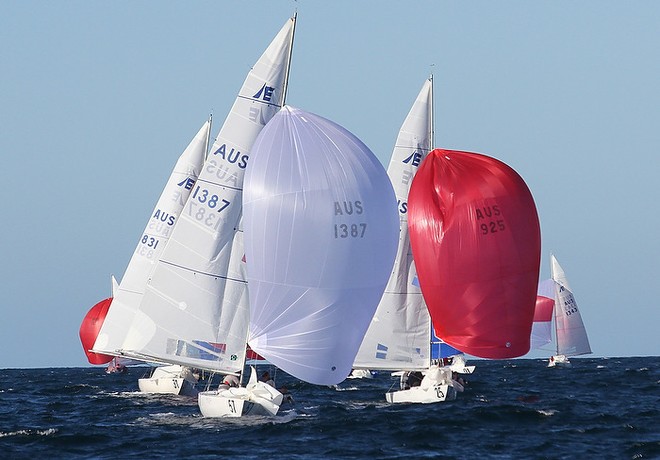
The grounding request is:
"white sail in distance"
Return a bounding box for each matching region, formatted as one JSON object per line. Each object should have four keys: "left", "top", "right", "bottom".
{"left": 552, "top": 255, "right": 592, "bottom": 357}
{"left": 117, "top": 17, "right": 296, "bottom": 373}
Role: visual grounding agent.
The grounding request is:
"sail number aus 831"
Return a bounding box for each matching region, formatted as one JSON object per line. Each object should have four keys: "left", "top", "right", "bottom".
{"left": 334, "top": 223, "right": 367, "bottom": 238}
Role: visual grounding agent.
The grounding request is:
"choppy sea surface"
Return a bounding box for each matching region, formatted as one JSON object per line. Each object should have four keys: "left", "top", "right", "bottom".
{"left": 1, "top": 357, "right": 657, "bottom": 459}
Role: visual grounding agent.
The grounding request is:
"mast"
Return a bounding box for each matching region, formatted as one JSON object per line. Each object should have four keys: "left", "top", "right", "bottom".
{"left": 427, "top": 73, "right": 434, "bottom": 367}
{"left": 429, "top": 73, "right": 435, "bottom": 151}
{"left": 204, "top": 113, "right": 212, "bottom": 160}
{"left": 281, "top": 13, "right": 297, "bottom": 106}
{"left": 550, "top": 254, "right": 560, "bottom": 356}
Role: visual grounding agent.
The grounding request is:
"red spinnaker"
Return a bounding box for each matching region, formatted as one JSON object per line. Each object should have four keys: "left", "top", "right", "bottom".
{"left": 408, "top": 149, "right": 541, "bottom": 359}
{"left": 79, "top": 298, "right": 114, "bottom": 365}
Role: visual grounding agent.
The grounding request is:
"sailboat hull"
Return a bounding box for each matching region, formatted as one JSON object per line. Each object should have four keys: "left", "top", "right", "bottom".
{"left": 138, "top": 377, "right": 197, "bottom": 396}
{"left": 386, "top": 384, "right": 457, "bottom": 404}
{"left": 386, "top": 366, "right": 458, "bottom": 404}
{"left": 198, "top": 382, "right": 283, "bottom": 418}
{"left": 548, "top": 354, "right": 572, "bottom": 368}
{"left": 137, "top": 365, "right": 199, "bottom": 396}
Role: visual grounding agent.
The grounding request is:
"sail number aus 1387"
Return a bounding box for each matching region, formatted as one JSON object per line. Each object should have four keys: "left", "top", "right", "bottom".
{"left": 333, "top": 200, "right": 367, "bottom": 238}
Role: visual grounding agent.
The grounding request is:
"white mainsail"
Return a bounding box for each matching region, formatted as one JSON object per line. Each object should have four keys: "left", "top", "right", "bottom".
{"left": 92, "top": 119, "right": 211, "bottom": 355}
{"left": 116, "top": 17, "right": 296, "bottom": 373}
{"left": 551, "top": 255, "right": 592, "bottom": 357}
{"left": 352, "top": 77, "right": 433, "bottom": 371}
{"left": 244, "top": 106, "right": 400, "bottom": 385}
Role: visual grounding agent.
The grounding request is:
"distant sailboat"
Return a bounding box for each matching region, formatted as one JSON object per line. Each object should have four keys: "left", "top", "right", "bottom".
{"left": 408, "top": 149, "right": 541, "bottom": 360}
{"left": 243, "top": 106, "right": 399, "bottom": 386}
{"left": 547, "top": 255, "right": 592, "bottom": 367}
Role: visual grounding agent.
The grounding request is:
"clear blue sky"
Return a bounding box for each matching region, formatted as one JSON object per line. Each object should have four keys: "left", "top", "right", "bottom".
{"left": 1, "top": 1, "right": 658, "bottom": 368}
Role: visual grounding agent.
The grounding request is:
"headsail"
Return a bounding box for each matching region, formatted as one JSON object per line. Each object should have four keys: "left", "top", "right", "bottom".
{"left": 353, "top": 78, "right": 433, "bottom": 371}
{"left": 81, "top": 119, "right": 211, "bottom": 364}
{"left": 244, "top": 106, "right": 399, "bottom": 385}
{"left": 91, "top": 119, "right": 210, "bottom": 356}
{"left": 551, "top": 255, "right": 592, "bottom": 357}
{"left": 93, "top": 119, "right": 211, "bottom": 355}
{"left": 116, "top": 17, "right": 296, "bottom": 373}
{"left": 408, "top": 149, "right": 541, "bottom": 359}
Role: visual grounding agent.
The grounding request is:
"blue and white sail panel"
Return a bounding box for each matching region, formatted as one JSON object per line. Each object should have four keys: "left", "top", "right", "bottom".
{"left": 244, "top": 106, "right": 399, "bottom": 385}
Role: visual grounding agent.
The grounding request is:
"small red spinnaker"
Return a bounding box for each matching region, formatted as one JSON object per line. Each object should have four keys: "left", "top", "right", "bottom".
{"left": 79, "top": 298, "right": 114, "bottom": 364}
{"left": 408, "top": 149, "right": 541, "bottom": 359}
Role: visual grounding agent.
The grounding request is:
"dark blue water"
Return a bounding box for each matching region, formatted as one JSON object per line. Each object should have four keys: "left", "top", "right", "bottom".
{"left": 1, "top": 358, "right": 658, "bottom": 459}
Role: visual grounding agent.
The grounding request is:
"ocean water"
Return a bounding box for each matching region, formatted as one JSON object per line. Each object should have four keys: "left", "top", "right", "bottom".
{"left": 1, "top": 357, "right": 657, "bottom": 459}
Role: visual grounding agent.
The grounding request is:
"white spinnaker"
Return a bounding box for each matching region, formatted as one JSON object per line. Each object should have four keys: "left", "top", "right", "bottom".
{"left": 118, "top": 17, "right": 296, "bottom": 373}
{"left": 92, "top": 119, "right": 210, "bottom": 355}
{"left": 352, "top": 78, "right": 433, "bottom": 370}
{"left": 244, "top": 106, "right": 399, "bottom": 385}
{"left": 552, "top": 255, "right": 592, "bottom": 357}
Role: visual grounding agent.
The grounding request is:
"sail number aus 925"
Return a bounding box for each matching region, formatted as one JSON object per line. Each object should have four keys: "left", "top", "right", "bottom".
{"left": 334, "top": 223, "right": 367, "bottom": 238}
{"left": 480, "top": 220, "right": 506, "bottom": 235}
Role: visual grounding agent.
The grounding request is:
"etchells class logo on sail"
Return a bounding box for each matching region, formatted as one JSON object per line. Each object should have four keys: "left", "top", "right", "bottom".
{"left": 249, "top": 82, "right": 278, "bottom": 126}
{"left": 402, "top": 150, "right": 423, "bottom": 167}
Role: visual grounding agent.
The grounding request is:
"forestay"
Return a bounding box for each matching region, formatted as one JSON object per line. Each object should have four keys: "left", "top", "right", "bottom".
{"left": 244, "top": 106, "right": 399, "bottom": 385}
{"left": 116, "top": 17, "right": 296, "bottom": 373}
{"left": 91, "top": 120, "right": 210, "bottom": 357}
{"left": 353, "top": 78, "right": 433, "bottom": 371}
{"left": 408, "top": 149, "right": 541, "bottom": 359}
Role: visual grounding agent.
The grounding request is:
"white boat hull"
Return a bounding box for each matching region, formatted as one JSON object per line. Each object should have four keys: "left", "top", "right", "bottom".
{"left": 447, "top": 355, "right": 476, "bottom": 374}
{"left": 138, "top": 365, "right": 198, "bottom": 396}
{"left": 386, "top": 383, "right": 457, "bottom": 404}
{"left": 548, "top": 354, "right": 571, "bottom": 367}
{"left": 138, "top": 377, "right": 197, "bottom": 396}
{"left": 387, "top": 365, "right": 458, "bottom": 404}
{"left": 347, "top": 369, "right": 374, "bottom": 379}
{"left": 198, "top": 381, "right": 283, "bottom": 418}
